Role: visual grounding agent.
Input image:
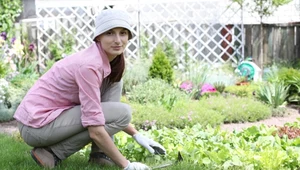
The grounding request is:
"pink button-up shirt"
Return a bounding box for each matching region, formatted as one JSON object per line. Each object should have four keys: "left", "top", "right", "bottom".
{"left": 14, "top": 43, "right": 111, "bottom": 128}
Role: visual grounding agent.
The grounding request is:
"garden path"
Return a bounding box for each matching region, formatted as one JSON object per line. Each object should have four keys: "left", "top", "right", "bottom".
{"left": 221, "top": 106, "right": 300, "bottom": 132}
{"left": 0, "top": 107, "right": 299, "bottom": 135}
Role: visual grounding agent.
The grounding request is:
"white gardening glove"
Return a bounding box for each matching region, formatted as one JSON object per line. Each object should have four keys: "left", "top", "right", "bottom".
{"left": 124, "top": 161, "right": 150, "bottom": 170}
{"left": 133, "top": 133, "right": 166, "bottom": 155}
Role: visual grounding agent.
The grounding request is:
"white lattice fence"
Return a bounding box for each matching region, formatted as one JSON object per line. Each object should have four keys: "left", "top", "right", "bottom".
{"left": 35, "top": 0, "right": 243, "bottom": 69}
{"left": 137, "top": 0, "right": 243, "bottom": 66}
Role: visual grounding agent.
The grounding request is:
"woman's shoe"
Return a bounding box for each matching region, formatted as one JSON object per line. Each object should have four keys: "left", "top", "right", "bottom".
{"left": 88, "top": 152, "right": 115, "bottom": 166}
{"left": 30, "top": 147, "right": 61, "bottom": 168}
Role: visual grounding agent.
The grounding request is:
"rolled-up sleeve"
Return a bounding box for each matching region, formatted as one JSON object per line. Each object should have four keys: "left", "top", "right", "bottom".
{"left": 75, "top": 66, "right": 105, "bottom": 127}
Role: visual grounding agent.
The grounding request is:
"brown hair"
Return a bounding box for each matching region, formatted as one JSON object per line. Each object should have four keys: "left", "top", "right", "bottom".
{"left": 107, "top": 53, "right": 125, "bottom": 83}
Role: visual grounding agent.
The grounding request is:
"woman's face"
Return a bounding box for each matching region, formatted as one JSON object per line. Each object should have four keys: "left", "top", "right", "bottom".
{"left": 96, "top": 27, "right": 129, "bottom": 61}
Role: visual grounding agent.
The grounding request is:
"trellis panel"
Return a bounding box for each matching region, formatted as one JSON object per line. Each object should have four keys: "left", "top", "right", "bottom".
{"left": 35, "top": 0, "right": 243, "bottom": 69}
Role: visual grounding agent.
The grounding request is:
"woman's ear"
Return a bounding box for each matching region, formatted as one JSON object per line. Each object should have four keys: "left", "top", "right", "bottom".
{"left": 94, "top": 35, "right": 100, "bottom": 42}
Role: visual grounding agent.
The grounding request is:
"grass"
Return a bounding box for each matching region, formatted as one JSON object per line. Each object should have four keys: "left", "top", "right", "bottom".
{"left": 0, "top": 133, "right": 206, "bottom": 170}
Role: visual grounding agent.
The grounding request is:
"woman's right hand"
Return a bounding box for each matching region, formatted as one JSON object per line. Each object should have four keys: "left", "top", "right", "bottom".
{"left": 124, "top": 161, "right": 150, "bottom": 170}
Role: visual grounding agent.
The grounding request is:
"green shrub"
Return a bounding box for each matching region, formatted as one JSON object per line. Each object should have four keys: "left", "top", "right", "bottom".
{"left": 10, "top": 73, "right": 38, "bottom": 89}
{"left": 200, "top": 95, "right": 272, "bottom": 123}
{"left": 130, "top": 94, "right": 272, "bottom": 129}
{"left": 131, "top": 99, "right": 225, "bottom": 130}
{"left": 200, "top": 91, "right": 220, "bottom": 99}
{"left": 256, "top": 82, "right": 289, "bottom": 108}
{"left": 127, "top": 79, "right": 187, "bottom": 104}
{"left": 277, "top": 68, "right": 300, "bottom": 104}
{"left": 224, "top": 84, "right": 259, "bottom": 98}
{"left": 122, "top": 59, "right": 151, "bottom": 94}
{"left": 149, "top": 46, "right": 174, "bottom": 83}
{"left": 0, "top": 0, "right": 22, "bottom": 33}
{"left": 285, "top": 75, "right": 300, "bottom": 104}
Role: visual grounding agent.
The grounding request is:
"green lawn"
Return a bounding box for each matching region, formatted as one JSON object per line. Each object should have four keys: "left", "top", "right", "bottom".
{"left": 0, "top": 133, "right": 205, "bottom": 170}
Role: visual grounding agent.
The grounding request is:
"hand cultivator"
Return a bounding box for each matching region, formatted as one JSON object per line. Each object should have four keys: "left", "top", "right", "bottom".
{"left": 152, "top": 152, "right": 183, "bottom": 169}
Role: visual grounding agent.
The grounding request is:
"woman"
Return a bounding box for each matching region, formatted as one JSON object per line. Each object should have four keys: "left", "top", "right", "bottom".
{"left": 14, "top": 9, "right": 165, "bottom": 170}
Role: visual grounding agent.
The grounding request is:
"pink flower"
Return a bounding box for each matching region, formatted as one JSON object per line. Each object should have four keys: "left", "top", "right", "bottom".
{"left": 180, "top": 81, "right": 193, "bottom": 93}
{"left": 200, "top": 83, "right": 217, "bottom": 95}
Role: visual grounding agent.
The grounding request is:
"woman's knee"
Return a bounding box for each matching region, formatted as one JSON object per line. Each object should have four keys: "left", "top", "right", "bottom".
{"left": 119, "top": 103, "right": 132, "bottom": 126}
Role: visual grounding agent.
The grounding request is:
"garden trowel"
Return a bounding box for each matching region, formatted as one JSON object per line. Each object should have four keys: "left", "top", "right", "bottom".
{"left": 151, "top": 152, "right": 183, "bottom": 169}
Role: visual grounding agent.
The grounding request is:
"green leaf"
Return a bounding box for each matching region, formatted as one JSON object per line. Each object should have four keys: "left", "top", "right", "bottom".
{"left": 202, "top": 157, "right": 211, "bottom": 165}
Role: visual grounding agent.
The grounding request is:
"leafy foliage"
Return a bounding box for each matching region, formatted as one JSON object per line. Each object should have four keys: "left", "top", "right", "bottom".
{"left": 0, "top": 0, "right": 22, "bottom": 33}
{"left": 161, "top": 39, "right": 178, "bottom": 68}
{"left": 201, "top": 95, "right": 272, "bottom": 123}
{"left": 122, "top": 59, "right": 151, "bottom": 94}
{"left": 49, "top": 30, "right": 75, "bottom": 61}
{"left": 131, "top": 94, "right": 272, "bottom": 129}
{"left": 149, "top": 46, "right": 174, "bottom": 83}
{"left": 224, "top": 83, "right": 258, "bottom": 98}
{"left": 256, "top": 82, "right": 290, "bottom": 108}
{"left": 277, "top": 67, "right": 300, "bottom": 104}
{"left": 127, "top": 78, "right": 187, "bottom": 105}
{"left": 213, "top": 81, "right": 226, "bottom": 93}
{"left": 113, "top": 123, "right": 300, "bottom": 170}
{"left": 0, "top": 60, "right": 9, "bottom": 78}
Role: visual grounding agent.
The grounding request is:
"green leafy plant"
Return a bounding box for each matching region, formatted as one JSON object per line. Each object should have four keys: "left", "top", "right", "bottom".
{"left": 149, "top": 46, "right": 174, "bottom": 84}
{"left": 127, "top": 78, "right": 187, "bottom": 104}
{"left": 122, "top": 58, "right": 151, "bottom": 94}
{"left": 0, "top": 0, "right": 22, "bottom": 33}
{"left": 161, "top": 39, "right": 178, "bottom": 68}
{"left": 112, "top": 123, "right": 300, "bottom": 169}
{"left": 285, "top": 75, "right": 300, "bottom": 104}
{"left": 256, "top": 82, "right": 289, "bottom": 108}
{"left": 277, "top": 67, "right": 300, "bottom": 104}
{"left": 224, "top": 84, "right": 258, "bottom": 98}
{"left": 158, "top": 94, "right": 177, "bottom": 111}
{"left": 49, "top": 30, "right": 75, "bottom": 61}
{"left": 213, "top": 81, "right": 226, "bottom": 93}
{"left": 131, "top": 94, "right": 271, "bottom": 129}
{"left": 0, "top": 60, "right": 9, "bottom": 78}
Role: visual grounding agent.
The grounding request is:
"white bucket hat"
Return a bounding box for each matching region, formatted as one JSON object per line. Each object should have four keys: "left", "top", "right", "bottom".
{"left": 93, "top": 9, "right": 134, "bottom": 40}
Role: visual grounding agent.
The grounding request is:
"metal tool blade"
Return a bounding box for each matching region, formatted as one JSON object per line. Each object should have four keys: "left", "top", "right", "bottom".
{"left": 151, "top": 152, "right": 183, "bottom": 169}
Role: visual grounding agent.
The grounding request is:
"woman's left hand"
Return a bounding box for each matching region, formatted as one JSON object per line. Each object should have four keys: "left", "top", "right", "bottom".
{"left": 133, "top": 133, "right": 166, "bottom": 155}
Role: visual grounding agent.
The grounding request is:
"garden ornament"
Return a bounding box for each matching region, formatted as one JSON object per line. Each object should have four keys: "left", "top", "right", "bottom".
{"left": 152, "top": 152, "right": 183, "bottom": 169}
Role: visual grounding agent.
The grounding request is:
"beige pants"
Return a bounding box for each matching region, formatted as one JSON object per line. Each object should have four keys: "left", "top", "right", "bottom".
{"left": 17, "top": 79, "right": 131, "bottom": 160}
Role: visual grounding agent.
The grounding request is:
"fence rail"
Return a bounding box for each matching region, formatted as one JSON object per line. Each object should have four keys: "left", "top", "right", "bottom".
{"left": 244, "top": 24, "right": 300, "bottom": 67}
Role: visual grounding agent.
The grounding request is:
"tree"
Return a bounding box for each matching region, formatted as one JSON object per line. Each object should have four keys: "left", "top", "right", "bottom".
{"left": 232, "top": 0, "right": 292, "bottom": 70}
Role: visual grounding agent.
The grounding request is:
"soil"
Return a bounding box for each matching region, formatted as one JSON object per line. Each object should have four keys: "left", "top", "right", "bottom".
{"left": 0, "top": 107, "right": 299, "bottom": 135}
